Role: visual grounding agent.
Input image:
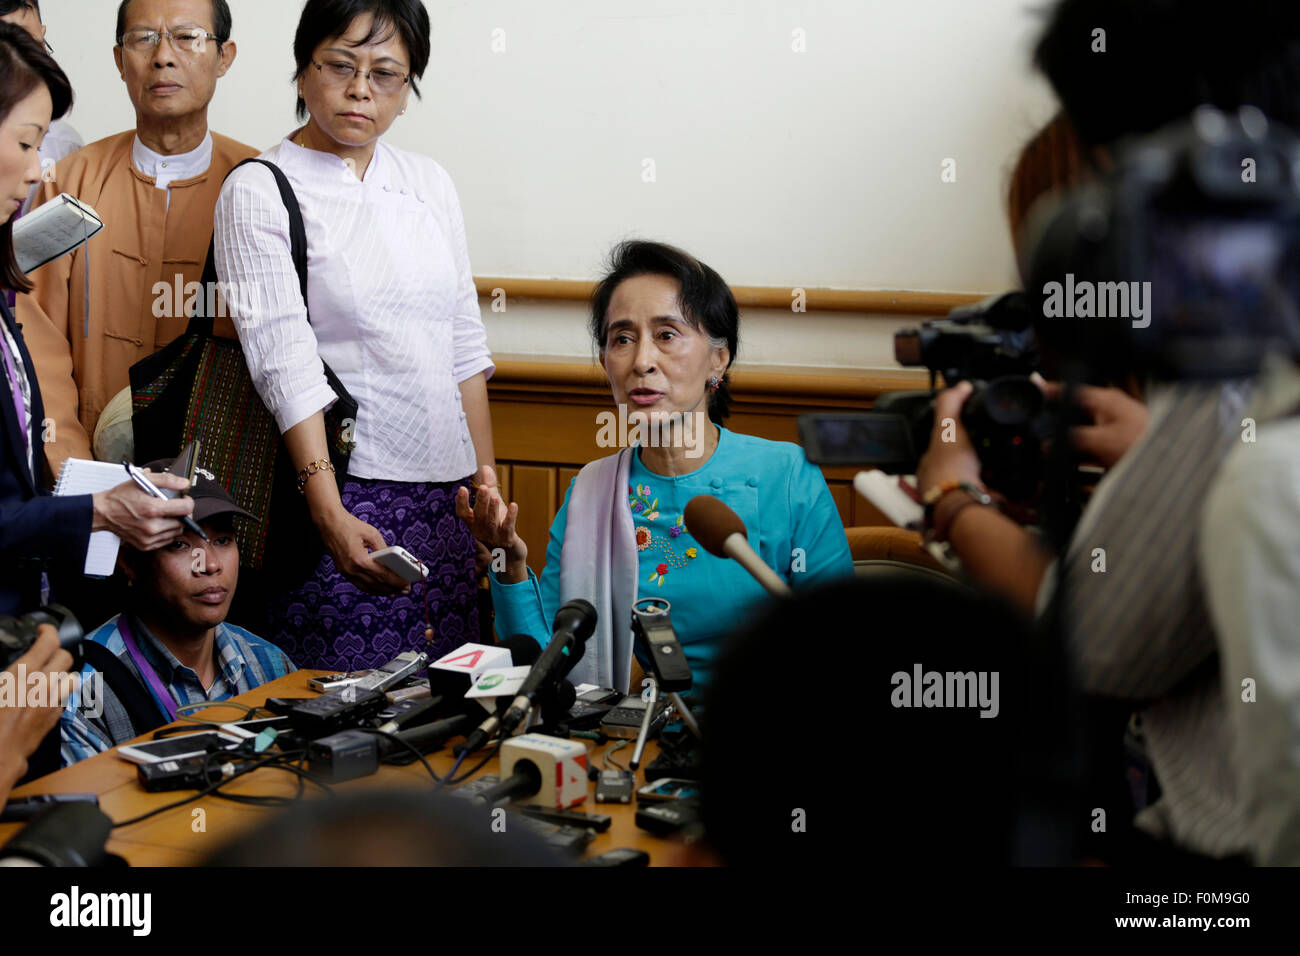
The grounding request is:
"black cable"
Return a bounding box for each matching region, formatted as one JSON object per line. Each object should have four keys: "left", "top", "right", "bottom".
{"left": 442, "top": 734, "right": 506, "bottom": 789}
{"left": 174, "top": 700, "right": 260, "bottom": 723}
{"left": 111, "top": 748, "right": 306, "bottom": 828}
{"left": 200, "top": 747, "right": 332, "bottom": 807}
{"left": 354, "top": 728, "right": 446, "bottom": 786}
{"left": 151, "top": 722, "right": 227, "bottom": 739}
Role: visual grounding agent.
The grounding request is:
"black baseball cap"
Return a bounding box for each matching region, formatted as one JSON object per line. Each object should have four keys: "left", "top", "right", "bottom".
{"left": 142, "top": 458, "right": 257, "bottom": 524}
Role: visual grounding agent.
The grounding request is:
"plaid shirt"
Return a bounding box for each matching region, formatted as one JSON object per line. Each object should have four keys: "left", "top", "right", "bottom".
{"left": 60, "top": 614, "right": 296, "bottom": 766}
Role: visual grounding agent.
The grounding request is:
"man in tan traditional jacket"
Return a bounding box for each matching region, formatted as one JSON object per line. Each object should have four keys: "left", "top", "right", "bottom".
{"left": 19, "top": 0, "right": 256, "bottom": 480}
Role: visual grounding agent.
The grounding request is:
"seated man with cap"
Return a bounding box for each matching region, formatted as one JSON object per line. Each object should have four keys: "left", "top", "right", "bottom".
{"left": 60, "top": 459, "right": 295, "bottom": 764}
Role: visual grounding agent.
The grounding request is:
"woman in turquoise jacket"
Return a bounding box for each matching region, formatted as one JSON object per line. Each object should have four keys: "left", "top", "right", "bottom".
{"left": 457, "top": 241, "right": 853, "bottom": 693}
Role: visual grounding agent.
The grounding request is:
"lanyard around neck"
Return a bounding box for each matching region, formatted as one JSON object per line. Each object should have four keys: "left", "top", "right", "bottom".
{"left": 118, "top": 616, "right": 179, "bottom": 724}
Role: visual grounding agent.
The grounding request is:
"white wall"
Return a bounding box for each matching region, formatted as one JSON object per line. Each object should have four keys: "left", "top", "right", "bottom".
{"left": 39, "top": 0, "right": 1059, "bottom": 370}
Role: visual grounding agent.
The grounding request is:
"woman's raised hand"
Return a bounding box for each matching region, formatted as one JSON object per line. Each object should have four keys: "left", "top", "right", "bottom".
{"left": 456, "top": 465, "right": 528, "bottom": 582}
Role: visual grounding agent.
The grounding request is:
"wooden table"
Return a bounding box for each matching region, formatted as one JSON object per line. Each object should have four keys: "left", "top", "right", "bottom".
{"left": 0, "top": 671, "right": 680, "bottom": 865}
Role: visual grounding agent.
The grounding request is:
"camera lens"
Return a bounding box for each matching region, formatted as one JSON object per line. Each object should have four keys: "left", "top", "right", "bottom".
{"left": 980, "top": 378, "right": 1044, "bottom": 426}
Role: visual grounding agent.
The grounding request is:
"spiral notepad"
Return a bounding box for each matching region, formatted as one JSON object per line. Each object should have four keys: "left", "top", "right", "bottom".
{"left": 52, "top": 459, "right": 125, "bottom": 577}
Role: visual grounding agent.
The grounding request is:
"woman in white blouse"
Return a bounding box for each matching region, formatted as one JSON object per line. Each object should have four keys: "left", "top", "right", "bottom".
{"left": 213, "top": 0, "right": 495, "bottom": 671}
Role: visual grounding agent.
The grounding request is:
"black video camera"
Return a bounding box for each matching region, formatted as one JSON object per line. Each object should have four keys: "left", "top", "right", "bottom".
{"left": 0, "top": 605, "right": 83, "bottom": 669}
{"left": 1023, "top": 105, "right": 1300, "bottom": 383}
{"left": 800, "top": 293, "right": 1053, "bottom": 501}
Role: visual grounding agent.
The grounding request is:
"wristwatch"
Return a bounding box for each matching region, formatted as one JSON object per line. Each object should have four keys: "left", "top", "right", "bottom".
{"left": 922, "top": 481, "right": 993, "bottom": 543}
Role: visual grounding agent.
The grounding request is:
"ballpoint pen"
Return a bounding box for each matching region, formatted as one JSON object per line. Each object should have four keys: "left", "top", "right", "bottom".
{"left": 121, "top": 460, "right": 209, "bottom": 542}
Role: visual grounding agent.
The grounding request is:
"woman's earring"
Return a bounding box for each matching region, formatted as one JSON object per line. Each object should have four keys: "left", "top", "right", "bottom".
{"left": 708, "top": 376, "right": 721, "bottom": 392}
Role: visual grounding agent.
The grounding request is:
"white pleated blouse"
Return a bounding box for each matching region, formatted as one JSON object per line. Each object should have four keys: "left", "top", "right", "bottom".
{"left": 213, "top": 137, "right": 493, "bottom": 483}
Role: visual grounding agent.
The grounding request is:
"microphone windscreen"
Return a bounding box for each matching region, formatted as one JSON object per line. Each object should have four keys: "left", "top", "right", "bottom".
{"left": 552, "top": 599, "right": 597, "bottom": 644}
{"left": 684, "top": 495, "right": 747, "bottom": 558}
{"left": 499, "top": 633, "right": 542, "bottom": 667}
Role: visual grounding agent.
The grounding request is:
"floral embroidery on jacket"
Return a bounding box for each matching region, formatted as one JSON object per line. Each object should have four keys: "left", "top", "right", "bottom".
{"left": 629, "top": 482, "right": 697, "bottom": 584}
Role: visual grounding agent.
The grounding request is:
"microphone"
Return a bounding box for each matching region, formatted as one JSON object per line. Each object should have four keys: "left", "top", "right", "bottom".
{"left": 474, "top": 759, "right": 541, "bottom": 807}
{"left": 459, "top": 601, "right": 596, "bottom": 754}
{"left": 684, "top": 495, "right": 792, "bottom": 597}
{"left": 426, "top": 635, "right": 539, "bottom": 718}
{"left": 308, "top": 712, "right": 486, "bottom": 784}
{"left": 472, "top": 734, "right": 590, "bottom": 808}
{"left": 390, "top": 712, "right": 479, "bottom": 754}
{"left": 380, "top": 637, "right": 544, "bottom": 754}
{"left": 308, "top": 636, "right": 548, "bottom": 782}
{"left": 499, "top": 633, "right": 543, "bottom": 669}
{"left": 0, "top": 803, "right": 113, "bottom": 867}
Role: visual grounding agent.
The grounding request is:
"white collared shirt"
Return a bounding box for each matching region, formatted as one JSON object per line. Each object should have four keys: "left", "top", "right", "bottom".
{"left": 24, "top": 119, "right": 84, "bottom": 215}
{"left": 132, "top": 131, "right": 214, "bottom": 206}
{"left": 212, "top": 137, "right": 494, "bottom": 483}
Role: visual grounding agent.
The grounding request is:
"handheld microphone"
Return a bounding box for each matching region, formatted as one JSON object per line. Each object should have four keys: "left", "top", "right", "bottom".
{"left": 472, "top": 734, "right": 590, "bottom": 808}
{"left": 308, "top": 637, "right": 546, "bottom": 781}
{"left": 0, "top": 802, "right": 113, "bottom": 867}
{"left": 308, "top": 713, "right": 484, "bottom": 783}
{"left": 391, "top": 712, "right": 479, "bottom": 754}
{"left": 684, "top": 495, "right": 792, "bottom": 597}
{"left": 459, "top": 601, "right": 596, "bottom": 754}
{"left": 427, "top": 636, "right": 537, "bottom": 718}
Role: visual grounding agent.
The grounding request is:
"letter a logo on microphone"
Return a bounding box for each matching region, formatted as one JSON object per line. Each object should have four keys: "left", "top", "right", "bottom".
{"left": 441, "top": 649, "right": 484, "bottom": 670}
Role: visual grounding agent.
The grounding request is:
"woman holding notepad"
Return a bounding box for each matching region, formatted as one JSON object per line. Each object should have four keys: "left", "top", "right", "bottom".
{"left": 0, "top": 22, "right": 191, "bottom": 617}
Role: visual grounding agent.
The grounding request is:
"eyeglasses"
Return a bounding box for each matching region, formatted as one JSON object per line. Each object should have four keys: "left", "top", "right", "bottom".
{"left": 119, "top": 28, "right": 219, "bottom": 57}
{"left": 309, "top": 59, "right": 410, "bottom": 95}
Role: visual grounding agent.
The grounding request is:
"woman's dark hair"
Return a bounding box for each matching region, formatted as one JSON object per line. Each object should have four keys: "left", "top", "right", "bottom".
{"left": 0, "top": 20, "right": 69, "bottom": 294}
{"left": 590, "top": 240, "right": 740, "bottom": 424}
{"left": 293, "top": 0, "right": 430, "bottom": 120}
{"left": 0, "top": 2, "right": 39, "bottom": 19}
{"left": 115, "top": 0, "right": 232, "bottom": 47}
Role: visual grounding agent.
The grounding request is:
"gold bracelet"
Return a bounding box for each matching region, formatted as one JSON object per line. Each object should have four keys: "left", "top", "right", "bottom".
{"left": 297, "top": 458, "right": 335, "bottom": 494}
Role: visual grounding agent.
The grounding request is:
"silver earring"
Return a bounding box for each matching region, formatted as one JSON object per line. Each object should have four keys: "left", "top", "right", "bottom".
{"left": 708, "top": 376, "right": 721, "bottom": 391}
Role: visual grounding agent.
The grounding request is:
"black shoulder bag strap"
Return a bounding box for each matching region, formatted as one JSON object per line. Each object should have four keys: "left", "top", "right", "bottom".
{"left": 80, "top": 640, "right": 171, "bottom": 737}
{"left": 196, "top": 157, "right": 310, "bottom": 335}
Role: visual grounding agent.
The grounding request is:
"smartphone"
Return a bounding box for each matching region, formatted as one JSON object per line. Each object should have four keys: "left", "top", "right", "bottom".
{"left": 170, "top": 439, "right": 201, "bottom": 489}
{"left": 371, "top": 546, "right": 429, "bottom": 582}
{"left": 637, "top": 777, "right": 701, "bottom": 803}
{"left": 218, "top": 715, "right": 291, "bottom": 740}
{"left": 116, "top": 731, "right": 240, "bottom": 765}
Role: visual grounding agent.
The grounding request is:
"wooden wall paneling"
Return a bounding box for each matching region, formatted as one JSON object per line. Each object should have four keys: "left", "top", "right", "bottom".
{"left": 509, "top": 466, "right": 558, "bottom": 578}
{"left": 557, "top": 468, "right": 581, "bottom": 510}
{"left": 487, "top": 359, "right": 933, "bottom": 530}
{"left": 852, "top": 489, "right": 892, "bottom": 527}
{"left": 827, "top": 481, "right": 853, "bottom": 527}
{"left": 476, "top": 278, "right": 984, "bottom": 316}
